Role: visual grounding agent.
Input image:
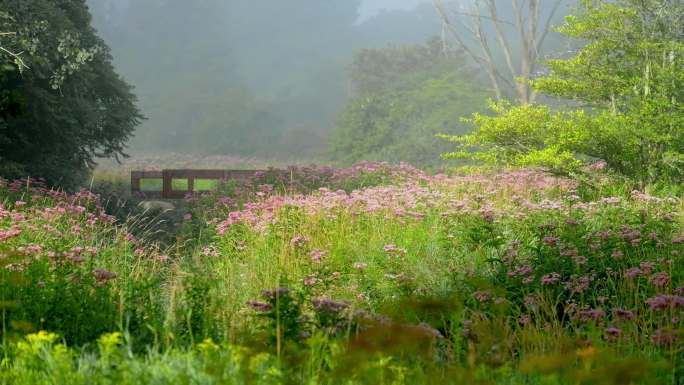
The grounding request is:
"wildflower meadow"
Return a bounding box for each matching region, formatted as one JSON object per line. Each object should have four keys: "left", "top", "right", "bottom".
{"left": 0, "top": 163, "right": 682, "bottom": 385}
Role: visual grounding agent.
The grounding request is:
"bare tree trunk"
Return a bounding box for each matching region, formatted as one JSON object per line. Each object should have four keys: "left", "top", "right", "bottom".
{"left": 433, "top": 0, "right": 504, "bottom": 100}
{"left": 433, "top": 0, "right": 562, "bottom": 105}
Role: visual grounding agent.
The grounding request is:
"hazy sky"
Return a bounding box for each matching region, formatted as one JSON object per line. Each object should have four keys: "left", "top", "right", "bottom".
{"left": 359, "top": 0, "right": 430, "bottom": 20}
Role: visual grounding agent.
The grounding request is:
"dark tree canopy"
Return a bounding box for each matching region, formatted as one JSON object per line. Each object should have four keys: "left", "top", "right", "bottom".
{"left": 0, "top": 0, "right": 141, "bottom": 188}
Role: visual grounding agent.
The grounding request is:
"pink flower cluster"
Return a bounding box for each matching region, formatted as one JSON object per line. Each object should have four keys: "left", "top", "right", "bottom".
{"left": 215, "top": 170, "right": 582, "bottom": 235}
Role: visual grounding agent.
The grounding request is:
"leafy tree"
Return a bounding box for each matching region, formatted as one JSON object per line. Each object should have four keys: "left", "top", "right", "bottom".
{"left": 0, "top": 0, "right": 141, "bottom": 188}
{"left": 331, "top": 39, "right": 490, "bottom": 167}
{"left": 443, "top": 0, "right": 684, "bottom": 186}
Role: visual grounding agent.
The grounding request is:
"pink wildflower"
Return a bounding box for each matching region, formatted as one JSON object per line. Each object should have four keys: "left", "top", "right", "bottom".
{"left": 589, "top": 160, "right": 607, "bottom": 170}
{"left": 201, "top": 246, "right": 219, "bottom": 257}
{"left": 624, "top": 267, "right": 643, "bottom": 280}
{"left": 565, "top": 275, "right": 591, "bottom": 294}
{"left": 649, "top": 272, "right": 670, "bottom": 288}
{"left": 579, "top": 308, "right": 606, "bottom": 322}
{"left": 651, "top": 329, "right": 677, "bottom": 346}
{"left": 92, "top": 269, "right": 117, "bottom": 286}
{"left": 383, "top": 244, "right": 407, "bottom": 255}
{"left": 0, "top": 227, "right": 21, "bottom": 241}
{"left": 353, "top": 262, "right": 368, "bottom": 271}
{"left": 612, "top": 308, "right": 636, "bottom": 321}
{"left": 524, "top": 295, "right": 538, "bottom": 309}
{"left": 508, "top": 264, "right": 533, "bottom": 278}
{"left": 246, "top": 300, "right": 272, "bottom": 312}
{"left": 573, "top": 255, "right": 588, "bottom": 266}
{"left": 290, "top": 235, "right": 309, "bottom": 248}
{"left": 309, "top": 249, "right": 327, "bottom": 263}
{"left": 646, "top": 295, "right": 684, "bottom": 311}
{"left": 639, "top": 261, "right": 656, "bottom": 274}
{"left": 541, "top": 272, "right": 561, "bottom": 285}
{"left": 542, "top": 236, "right": 559, "bottom": 247}
{"left": 473, "top": 290, "right": 491, "bottom": 303}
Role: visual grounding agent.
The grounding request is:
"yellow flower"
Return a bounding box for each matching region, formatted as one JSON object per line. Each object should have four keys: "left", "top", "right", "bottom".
{"left": 98, "top": 332, "right": 123, "bottom": 356}
{"left": 27, "top": 330, "right": 59, "bottom": 345}
{"left": 197, "top": 338, "right": 219, "bottom": 354}
{"left": 16, "top": 331, "right": 60, "bottom": 356}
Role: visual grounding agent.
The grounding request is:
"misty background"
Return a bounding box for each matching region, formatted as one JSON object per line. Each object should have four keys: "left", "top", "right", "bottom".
{"left": 86, "top": 0, "right": 569, "bottom": 165}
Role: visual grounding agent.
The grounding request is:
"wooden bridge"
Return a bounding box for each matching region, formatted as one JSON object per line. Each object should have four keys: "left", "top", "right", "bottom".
{"left": 131, "top": 169, "right": 265, "bottom": 199}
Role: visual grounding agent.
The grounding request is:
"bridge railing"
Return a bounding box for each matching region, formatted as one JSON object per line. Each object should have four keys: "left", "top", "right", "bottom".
{"left": 131, "top": 169, "right": 266, "bottom": 199}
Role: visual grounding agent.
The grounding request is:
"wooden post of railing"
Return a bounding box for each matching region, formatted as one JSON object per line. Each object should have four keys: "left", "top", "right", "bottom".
{"left": 162, "top": 170, "right": 173, "bottom": 199}
{"left": 131, "top": 171, "right": 141, "bottom": 193}
{"left": 187, "top": 176, "right": 194, "bottom": 194}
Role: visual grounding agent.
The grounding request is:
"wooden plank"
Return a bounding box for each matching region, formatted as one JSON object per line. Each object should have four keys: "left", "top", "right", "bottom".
{"left": 163, "top": 169, "right": 226, "bottom": 179}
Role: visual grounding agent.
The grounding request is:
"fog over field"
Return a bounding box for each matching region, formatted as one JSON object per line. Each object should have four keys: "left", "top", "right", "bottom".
{"left": 83, "top": 0, "right": 575, "bottom": 167}
{"left": 87, "top": 0, "right": 444, "bottom": 160}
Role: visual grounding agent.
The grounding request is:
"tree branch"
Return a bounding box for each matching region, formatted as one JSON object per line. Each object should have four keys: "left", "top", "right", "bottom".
{"left": 535, "top": 0, "right": 563, "bottom": 54}
{"left": 483, "top": 0, "right": 518, "bottom": 80}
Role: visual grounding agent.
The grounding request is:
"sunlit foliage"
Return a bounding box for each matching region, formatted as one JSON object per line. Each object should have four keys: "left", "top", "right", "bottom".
{"left": 442, "top": 0, "right": 684, "bottom": 187}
